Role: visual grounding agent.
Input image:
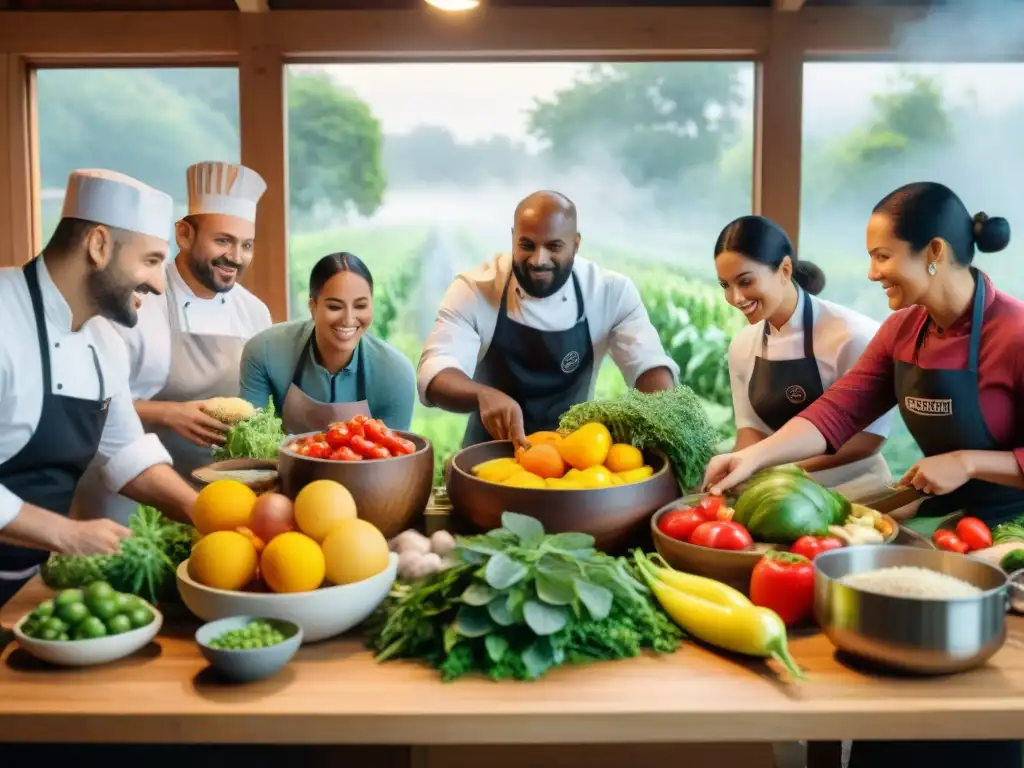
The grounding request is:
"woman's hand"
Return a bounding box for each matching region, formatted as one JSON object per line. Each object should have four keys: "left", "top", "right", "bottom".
{"left": 900, "top": 451, "right": 972, "bottom": 496}
{"left": 702, "top": 448, "right": 762, "bottom": 496}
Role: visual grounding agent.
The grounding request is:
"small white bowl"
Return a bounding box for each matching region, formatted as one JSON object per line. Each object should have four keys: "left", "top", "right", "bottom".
{"left": 13, "top": 601, "right": 163, "bottom": 667}
{"left": 176, "top": 552, "right": 397, "bottom": 643}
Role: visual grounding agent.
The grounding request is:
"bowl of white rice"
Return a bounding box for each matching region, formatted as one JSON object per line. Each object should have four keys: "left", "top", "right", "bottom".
{"left": 814, "top": 545, "right": 1008, "bottom": 675}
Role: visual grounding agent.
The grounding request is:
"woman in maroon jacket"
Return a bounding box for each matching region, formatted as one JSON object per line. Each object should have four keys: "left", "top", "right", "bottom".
{"left": 705, "top": 181, "right": 1023, "bottom": 767}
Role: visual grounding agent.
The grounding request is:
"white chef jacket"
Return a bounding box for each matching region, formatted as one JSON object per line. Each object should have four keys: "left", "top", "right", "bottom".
{"left": 0, "top": 258, "right": 172, "bottom": 529}
{"left": 114, "top": 259, "right": 272, "bottom": 399}
{"left": 728, "top": 290, "right": 894, "bottom": 438}
{"left": 417, "top": 254, "right": 679, "bottom": 404}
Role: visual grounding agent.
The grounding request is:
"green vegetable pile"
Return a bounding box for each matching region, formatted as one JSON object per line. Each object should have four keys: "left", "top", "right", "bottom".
{"left": 732, "top": 466, "right": 849, "bottom": 544}
{"left": 366, "top": 512, "right": 683, "bottom": 682}
{"left": 40, "top": 506, "right": 197, "bottom": 605}
{"left": 213, "top": 400, "right": 286, "bottom": 461}
{"left": 993, "top": 517, "right": 1024, "bottom": 546}
{"left": 558, "top": 385, "right": 718, "bottom": 491}
{"left": 208, "top": 620, "right": 290, "bottom": 650}
{"left": 20, "top": 582, "right": 155, "bottom": 642}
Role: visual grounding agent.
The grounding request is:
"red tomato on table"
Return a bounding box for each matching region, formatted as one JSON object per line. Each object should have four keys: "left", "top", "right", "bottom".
{"left": 688, "top": 520, "right": 753, "bottom": 551}
{"left": 750, "top": 551, "right": 815, "bottom": 627}
{"left": 933, "top": 529, "right": 969, "bottom": 554}
{"left": 789, "top": 535, "right": 843, "bottom": 561}
{"left": 658, "top": 508, "right": 707, "bottom": 542}
{"left": 955, "top": 517, "right": 992, "bottom": 551}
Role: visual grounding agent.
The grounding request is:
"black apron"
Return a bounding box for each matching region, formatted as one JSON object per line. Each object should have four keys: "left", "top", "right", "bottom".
{"left": 463, "top": 271, "right": 594, "bottom": 447}
{"left": 895, "top": 269, "right": 1024, "bottom": 525}
{"left": 748, "top": 289, "right": 824, "bottom": 432}
{"left": 849, "top": 270, "right": 1022, "bottom": 768}
{"left": 0, "top": 259, "right": 110, "bottom": 607}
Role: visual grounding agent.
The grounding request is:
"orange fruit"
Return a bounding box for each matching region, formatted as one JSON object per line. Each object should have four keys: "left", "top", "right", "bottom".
{"left": 526, "top": 431, "right": 563, "bottom": 446}
{"left": 321, "top": 519, "right": 390, "bottom": 585}
{"left": 556, "top": 422, "right": 612, "bottom": 470}
{"left": 189, "top": 530, "right": 258, "bottom": 591}
{"left": 517, "top": 443, "right": 567, "bottom": 479}
{"left": 260, "top": 531, "right": 326, "bottom": 593}
{"left": 190, "top": 479, "right": 258, "bottom": 535}
{"left": 293, "top": 479, "right": 357, "bottom": 542}
{"left": 605, "top": 444, "right": 644, "bottom": 473}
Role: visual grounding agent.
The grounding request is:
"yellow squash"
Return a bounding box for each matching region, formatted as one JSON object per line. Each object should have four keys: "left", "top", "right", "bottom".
{"left": 634, "top": 552, "right": 804, "bottom": 680}
{"left": 616, "top": 466, "right": 654, "bottom": 484}
{"left": 556, "top": 422, "right": 612, "bottom": 470}
{"left": 637, "top": 553, "right": 751, "bottom": 609}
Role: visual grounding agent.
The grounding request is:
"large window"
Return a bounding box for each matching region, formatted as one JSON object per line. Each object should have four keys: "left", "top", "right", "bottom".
{"left": 285, "top": 62, "right": 756, "bottom": 477}
{"left": 35, "top": 67, "right": 241, "bottom": 244}
{"left": 801, "top": 62, "right": 1024, "bottom": 476}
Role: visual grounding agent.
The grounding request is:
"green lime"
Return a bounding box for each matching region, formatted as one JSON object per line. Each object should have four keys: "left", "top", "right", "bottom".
{"left": 105, "top": 614, "right": 132, "bottom": 635}
{"left": 127, "top": 606, "right": 153, "bottom": 629}
{"left": 84, "top": 581, "right": 115, "bottom": 608}
{"left": 43, "top": 617, "right": 67, "bottom": 634}
{"left": 90, "top": 597, "right": 118, "bottom": 621}
{"left": 33, "top": 600, "right": 54, "bottom": 619}
{"left": 114, "top": 593, "right": 138, "bottom": 613}
{"left": 21, "top": 620, "right": 39, "bottom": 637}
{"left": 56, "top": 601, "right": 90, "bottom": 627}
{"left": 54, "top": 589, "right": 84, "bottom": 608}
{"left": 76, "top": 616, "right": 107, "bottom": 639}
{"left": 39, "top": 627, "right": 60, "bottom": 641}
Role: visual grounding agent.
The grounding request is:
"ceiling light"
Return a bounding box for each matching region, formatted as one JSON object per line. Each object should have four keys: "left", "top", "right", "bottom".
{"left": 425, "top": 0, "right": 480, "bottom": 10}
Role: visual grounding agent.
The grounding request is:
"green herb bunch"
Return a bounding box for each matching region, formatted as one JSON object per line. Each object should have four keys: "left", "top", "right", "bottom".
{"left": 41, "top": 506, "right": 198, "bottom": 605}
{"left": 559, "top": 385, "right": 718, "bottom": 491}
{"left": 213, "top": 399, "right": 286, "bottom": 461}
{"left": 366, "top": 512, "right": 683, "bottom": 681}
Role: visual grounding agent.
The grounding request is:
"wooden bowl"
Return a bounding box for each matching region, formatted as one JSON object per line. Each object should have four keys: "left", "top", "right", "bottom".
{"left": 277, "top": 431, "right": 433, "bottom": 539}
{"left": 192, "top": 458, "right": 279, "bottom": 494}
{"left": 651, "top": 493, "right": 902, "bottom": 595}
{"left": 446, "top": 440, "right": 680, "bottom": 552}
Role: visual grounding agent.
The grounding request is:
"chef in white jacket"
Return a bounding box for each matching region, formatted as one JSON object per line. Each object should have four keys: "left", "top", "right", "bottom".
{"left": 0, "top": 169, "right": 198, "bottom": 606}
{"left": 72, "top": 161, "right": 272, "bottom": 524}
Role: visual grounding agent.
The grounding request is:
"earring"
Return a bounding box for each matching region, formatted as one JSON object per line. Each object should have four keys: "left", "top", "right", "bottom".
{"left": 928, "top": 263, "right": 937, "bottom": 276}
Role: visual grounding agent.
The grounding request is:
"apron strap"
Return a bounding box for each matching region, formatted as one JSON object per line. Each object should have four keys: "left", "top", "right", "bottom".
{"left": 761, "top": 288, "right": 814, "bottom": 361}
{"left": 912, "top": 268, "right": 986, "bottom": 371}
{"left": 22, "top": 259, "right": 53, "bottom": 394}
{"left": 291, "top": 327, "right": 316, "bottom": 387}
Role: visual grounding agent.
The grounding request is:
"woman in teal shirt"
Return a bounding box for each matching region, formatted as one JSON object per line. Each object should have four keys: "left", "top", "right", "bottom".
{"left": 240, "top": 252, "right": 416, "bottom": 434}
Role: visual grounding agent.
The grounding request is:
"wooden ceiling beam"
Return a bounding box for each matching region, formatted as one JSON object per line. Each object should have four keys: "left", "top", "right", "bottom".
{"left": 235, "top": 0, "right": 270, "bottom": 11}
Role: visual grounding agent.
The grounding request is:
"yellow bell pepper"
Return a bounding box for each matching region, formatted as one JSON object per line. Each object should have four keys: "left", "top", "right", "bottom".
{"left": 472, "top": 457, "right": 522, "bottom": 483}
{"left": 556, "top": 422, "right": 612, "bottom": 470}
{"left": 616, "top": 466, "right": 654, "bottom": 484}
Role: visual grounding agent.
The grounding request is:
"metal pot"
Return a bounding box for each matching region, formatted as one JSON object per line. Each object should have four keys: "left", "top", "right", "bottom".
{"left": 813, "top": 544, "right": 1008, "bottom": 675}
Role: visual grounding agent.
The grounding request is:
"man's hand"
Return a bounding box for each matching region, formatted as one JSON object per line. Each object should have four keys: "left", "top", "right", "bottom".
{"left": 57, "top": 519, "right": 132, "bottom": 556}
{"left": 477, "top": 387, "right": 529, "bottom": 451}
{"left": 159, "top": 401, "right": 229, "bottom": 447}
{"left": 901, "top": 451, "right": 972, "bottom": 496}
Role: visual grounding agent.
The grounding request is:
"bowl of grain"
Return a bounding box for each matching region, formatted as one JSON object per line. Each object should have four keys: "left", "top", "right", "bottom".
{"left": 814, "top": 545, "right": 1009, "bottom": 675}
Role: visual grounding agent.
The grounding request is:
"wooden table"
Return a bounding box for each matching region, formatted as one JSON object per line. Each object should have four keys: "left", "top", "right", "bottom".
{"left": 2, "top": 579, "right": 1024, "bottom": 767}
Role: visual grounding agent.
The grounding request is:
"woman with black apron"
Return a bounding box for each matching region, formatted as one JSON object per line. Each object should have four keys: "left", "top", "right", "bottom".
{"left": 715, "top": 215, "right": 892, "bottom": 494}
{"left": 704, "top": 182, "right": 1024, "bottom": 768}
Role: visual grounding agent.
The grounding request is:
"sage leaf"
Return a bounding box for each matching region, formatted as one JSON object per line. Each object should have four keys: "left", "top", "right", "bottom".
{"left": 534, "top": 570, "right": 576, "bottom": 606}
{"left": 523, "top": 599, "right": 569, "bottom": 636}
{"left": 456, "top": 605, "right": 496, "bottom": 637}
{"left": 574, "top": 579, "right": 613, "bottom": 621}
{"left": 485, "top": 553, "right": 528, "bottom": 589}
{"left": 501, "top": 512, "right": 545, "bottom": 544}
{"left": 521, "top": 637, "right": 555, "bottom": 679}
{"left": 460, "top": 582, "right": 497, "bottom": 606}
{"left": 443, "top": 624, "right": 460, "bottom": 654}
{"left": 485, "top": 633, "right": 508, "bottom": 663}
{"left": 487, "top": 594, "right": 516, "bottom": 626}
{"left": 546, "top": 532, "right": 595, "bottom": 551}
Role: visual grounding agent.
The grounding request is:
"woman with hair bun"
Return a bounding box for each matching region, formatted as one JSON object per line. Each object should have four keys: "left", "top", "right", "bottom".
{"left": 714, "top": 215, "right": 894, "bottom": 490}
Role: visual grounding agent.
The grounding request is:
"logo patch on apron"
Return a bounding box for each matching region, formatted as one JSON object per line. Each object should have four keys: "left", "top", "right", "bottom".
{"left": 560, "top": 351, "right": 581, "bottom": 374}
{"left": 785, "top": 385, "right": 807, "bottom": 404}
{"left": 904, "top": 396, "right": 953, "bottom": 416}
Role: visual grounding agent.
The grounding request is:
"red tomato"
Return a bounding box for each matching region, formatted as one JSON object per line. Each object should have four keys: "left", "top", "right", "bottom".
{"left": 364, "top": 420, "right": 389, "bottom": 442}
{"left": 790, "top": 535, "right": 843, "bottom": 561}
{"left": 698, "top": 496, "right": 723, "bottom": 516}
{"left": 955, "top": 517, "right": 993, "bottom": 551}
{"left": 933, "top": 529, "right": 969, "bottom": 554}
{"left": 329, "top": 446, "right": 362, "bottom": 462}
{"left": 305, "top": 442, "right": 331, "bottom": 460}
{"left": 750, "top": 551, "right": 815, "bottom": 627}
{"left": 689, "top": 520, "right": 753, "bottom": 551}
{"left": 349, "top": 436, "right": 392, "bottom": 460}
{"left": 378, "top": 432, "right": 415, "bottom": 456}
{"left": 348, "top": 414, "right": 370, "bottom": 427}
{"left": 325, "top": 425, "right": 352, "bottom": 449}
{"left": 658, "top": 508, "right": 707, "bottom": 542}
{"left": 347, "top": 421, "right": 366, "bottom": 439}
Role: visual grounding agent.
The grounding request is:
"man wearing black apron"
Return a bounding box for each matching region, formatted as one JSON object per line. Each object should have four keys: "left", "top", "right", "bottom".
{"left": 417, "top": 191, "right": 678, "bottom": 448}
{"left": 0, "top": 169, "right": 200, "bottom": 607}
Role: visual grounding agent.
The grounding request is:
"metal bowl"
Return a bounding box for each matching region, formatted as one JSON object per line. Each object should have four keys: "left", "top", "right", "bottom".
{"left": 814, "top": 544, "right": 1008, "bottom": 675}
{"left": 277, "top": 431, "right": 434, "bottom": 539}
{"left": 446, "top": 440, "right": 679, "bottom": 552}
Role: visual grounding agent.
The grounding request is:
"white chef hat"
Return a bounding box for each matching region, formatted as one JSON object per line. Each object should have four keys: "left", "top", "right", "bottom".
{"left": 61, "top": 169, "right": 174, "bottom": 241}
{"left": 186, "top": 161, "right": 267, "bottom": 223}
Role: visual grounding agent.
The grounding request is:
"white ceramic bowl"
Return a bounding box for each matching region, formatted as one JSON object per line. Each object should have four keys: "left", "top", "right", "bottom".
{"left": 195, "top": 615, "right": 303, "bottom": 683}
{"left": 12, "top": 601, "right": 163, "bottom": 667}
{"left": 176, "top": 552, "right": 398, "bottom": 643}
